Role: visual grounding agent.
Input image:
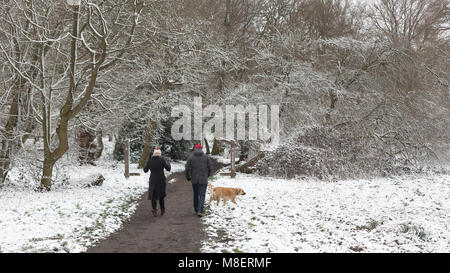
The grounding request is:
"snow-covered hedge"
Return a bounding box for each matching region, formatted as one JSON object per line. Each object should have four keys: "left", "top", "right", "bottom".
{"left": 255, "top": 126, "right": 437, "bottom": 180}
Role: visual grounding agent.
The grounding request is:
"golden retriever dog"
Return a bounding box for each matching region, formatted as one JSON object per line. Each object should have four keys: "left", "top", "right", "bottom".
{"left": 208, "top": 183, "right": 246, "bottom": 206}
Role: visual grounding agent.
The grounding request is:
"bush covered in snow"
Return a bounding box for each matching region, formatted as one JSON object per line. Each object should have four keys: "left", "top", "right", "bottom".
{"left": 255, "top": 126, "right": 441, "bottom": 180}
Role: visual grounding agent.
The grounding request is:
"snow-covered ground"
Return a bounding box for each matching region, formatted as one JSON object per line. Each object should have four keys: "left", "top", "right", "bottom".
{"left": 201, "top": 172, "right": 450, "bottom": 253}
{"left": 1, "top": 140, "right": 448, "bottom": 253}
{"left": 210, "top": 155, "right": 233, "bottom": 165}
{"left": 0, "top": 141, "right": 184, "bottom": 253}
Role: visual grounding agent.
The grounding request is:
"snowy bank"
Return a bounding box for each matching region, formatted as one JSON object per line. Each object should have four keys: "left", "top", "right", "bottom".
{"left": 201, "top": 173, "right": 450, "bottom": 253}
{"left": 0, "top": 140, "right": 185, "bottom": 253}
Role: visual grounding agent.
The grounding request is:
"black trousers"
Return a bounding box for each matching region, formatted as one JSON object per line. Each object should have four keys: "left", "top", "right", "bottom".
{"left": 151, "top": 198, "right": 165, "bottom": 210}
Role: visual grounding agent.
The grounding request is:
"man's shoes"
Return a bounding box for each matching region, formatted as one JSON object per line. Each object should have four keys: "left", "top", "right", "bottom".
{"left": 197, "top": 212, "right": 203, "bottom": 217}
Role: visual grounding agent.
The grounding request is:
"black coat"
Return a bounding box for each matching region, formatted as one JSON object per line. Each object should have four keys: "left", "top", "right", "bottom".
{"left": 185, "top": 149, "right": 212, "bottom": 184}
{"left": 144, "top": 156, "right": 171, "bottom": 200}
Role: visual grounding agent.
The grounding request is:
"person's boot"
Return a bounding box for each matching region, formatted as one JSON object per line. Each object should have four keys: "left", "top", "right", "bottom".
{"left": 160, "top": 208, "right": 165, "bottom": 216}
{"left": 152, "top": 209, "right": 158, "bottom": 217}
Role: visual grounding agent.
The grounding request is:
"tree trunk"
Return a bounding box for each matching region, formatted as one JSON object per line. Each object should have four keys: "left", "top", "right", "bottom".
{"left": 138, "top": 120, "right": 156, "bottom": 169}
{"left": 236, "top": 152, "right": 265, "bottom": 174}
{"left": 325, "top": 89, "right": 338, "bottom": 124}
{"left": 230, "top": 144, "right": 236, "bottom": 178}
{"left": 124, "top": 139, "right": 130, "bottom": 178}
{"left": 0, "top": 79, "right": 21, "bottom": 184}
{"left": 237, "top": 140, "right": 249, "bottom": 163}
{"left": 204, "top": 138, "right": 210, "bottom": 154}
{"left": 0, "top": 141, "right": 13, "bottom": 184}
{"left": 95, "top": 130, "right": 104, "bottom": 159}
{"left": 40, "top": 115, "right": 70, "bottom": 190}
{"left": 211, "top": 138, "right": 222, "bottom": 155}
{"left": 76, "top": 127, "right": 96, "bottom": 164}
{"left": 40, "top": 157, "right": 55, "bottom": 191}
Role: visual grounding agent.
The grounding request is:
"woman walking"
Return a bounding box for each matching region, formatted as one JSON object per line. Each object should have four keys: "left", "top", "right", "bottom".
{"left": 144, "top": 146, "right": 171, "bottom": 217}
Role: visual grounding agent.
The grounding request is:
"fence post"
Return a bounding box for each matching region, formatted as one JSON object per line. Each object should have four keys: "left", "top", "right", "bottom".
{"left": 124, "top": 138, "right": 140, "bottom": 179}
{"left": 230, "top": 142, "right": 236, "bottom": 178}
{"left": 217, "top": 138, "right": 238, "bottom": 179}
{"left": 124, "top": 139, "right": 130, "bottom": 178}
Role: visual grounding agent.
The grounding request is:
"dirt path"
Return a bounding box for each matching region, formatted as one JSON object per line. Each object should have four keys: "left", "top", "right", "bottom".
{"left": 87, "top": 159, "right": 226, "bottom": 253}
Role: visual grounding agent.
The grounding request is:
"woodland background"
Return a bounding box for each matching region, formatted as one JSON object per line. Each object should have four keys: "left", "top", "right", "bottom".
{"left": 0, "top": 0, "right": 449, "bottom": 191}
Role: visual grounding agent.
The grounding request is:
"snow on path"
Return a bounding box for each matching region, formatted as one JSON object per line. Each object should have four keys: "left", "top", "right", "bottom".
{"left": 201, "top": 173, "right": 450, "bottom": 253}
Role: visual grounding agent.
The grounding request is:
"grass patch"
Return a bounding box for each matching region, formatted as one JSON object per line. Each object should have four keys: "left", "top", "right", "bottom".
{"left": 208, "top": 176, "right": 218, "bottom": 182}
{"left": 399, "top": 222, "right": 428, "bottom": 240}
{"left": 356, "top": 219, "right": 382, "bottom": 231}
{"left": 232, "top": 248, "right": 244, "bottom": 253}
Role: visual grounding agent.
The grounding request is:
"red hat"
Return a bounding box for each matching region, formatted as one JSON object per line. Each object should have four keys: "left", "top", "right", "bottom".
{"left": 195, "top": 144, "right": 202, "bottom": 149}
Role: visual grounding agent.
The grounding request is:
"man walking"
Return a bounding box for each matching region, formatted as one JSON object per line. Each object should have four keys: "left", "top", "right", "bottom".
{"left": 185, "top": 144, "right": 212, "bottom": 217}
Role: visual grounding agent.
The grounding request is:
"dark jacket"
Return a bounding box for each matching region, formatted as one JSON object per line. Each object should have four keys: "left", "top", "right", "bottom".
{"left": 185, "top": 148, "right": 212, "bottom": 184}
{"left": 144, "top": 156, "right": 171, "bottom": 200}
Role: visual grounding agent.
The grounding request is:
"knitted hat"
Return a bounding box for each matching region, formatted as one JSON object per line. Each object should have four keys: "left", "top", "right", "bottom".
{"left": 152, "top": 146, "right": 161, "bottom": 157}
{"left": 195, "top": 144, "right": 202, "bottom": 149}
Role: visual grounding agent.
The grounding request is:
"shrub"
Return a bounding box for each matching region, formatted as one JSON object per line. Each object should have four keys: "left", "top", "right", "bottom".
{"left": 255, "top": 126, "right": 421, "bottom": 180}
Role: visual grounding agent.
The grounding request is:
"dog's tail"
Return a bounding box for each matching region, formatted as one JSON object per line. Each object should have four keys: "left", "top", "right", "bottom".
{"left": 207, "top": 182, "right": 213, "bottom": 192}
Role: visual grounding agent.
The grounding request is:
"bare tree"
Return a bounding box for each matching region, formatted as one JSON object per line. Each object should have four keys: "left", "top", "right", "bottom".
{"left": 296, "top": 0, "right": 364, "bottom": 39}
{"left": 1, "top": 0, "right": 143, "bottom": 190}
{"left": 0, "top": 1, "right": 41, "bottom": 185}
{"left": 369, "top": 0, "right": 450, "bottom": 48}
